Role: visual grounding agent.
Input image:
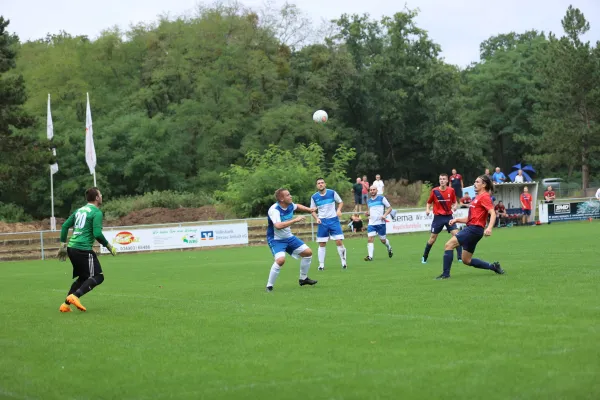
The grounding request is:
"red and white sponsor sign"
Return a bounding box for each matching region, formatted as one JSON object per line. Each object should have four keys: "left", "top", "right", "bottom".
{"left": 385, "top": 208, "right": 468, "bottom": 234}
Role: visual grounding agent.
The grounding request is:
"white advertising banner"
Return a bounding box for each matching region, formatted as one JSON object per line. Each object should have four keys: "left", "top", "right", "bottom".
{"left": 100, "top": 223, "right": 249, "bottom": 253}
{"left": 385, "top": 208, "right": 469, "bottom": 234}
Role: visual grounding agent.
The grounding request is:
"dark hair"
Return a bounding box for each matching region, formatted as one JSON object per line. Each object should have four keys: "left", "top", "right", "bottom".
{"left": 274, "top": 188, "right": 289, "bottom": 201}
{"left": 478, "top": 175, "right": 494, "bottom": 193}
{"left": 85, "top": 187, "right": 101, "bottom": 202}
{"left": 439, "top": 173, "right": 449, "bottom": 178}
{"left": 315, "top": 177, "right": 325, "bottom": 183}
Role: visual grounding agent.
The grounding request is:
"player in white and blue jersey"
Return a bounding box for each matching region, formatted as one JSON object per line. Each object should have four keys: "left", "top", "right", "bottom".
{"left": 310, "top": 178, "right": 347, "bottom": 270}
{"left": 364, "top": 186, "right": 394, "bottom": 261}
{"left": 266, "top": 188, "right": 318, "bottom": 292}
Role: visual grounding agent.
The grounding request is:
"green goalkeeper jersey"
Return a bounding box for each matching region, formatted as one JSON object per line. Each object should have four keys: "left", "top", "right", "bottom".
{"left": 60, "top": 204, "right": 109, "bottom": 250}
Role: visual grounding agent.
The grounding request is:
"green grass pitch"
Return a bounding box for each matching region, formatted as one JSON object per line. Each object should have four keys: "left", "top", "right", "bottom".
{"left": 1, "top": 222, "right": 599, "bottom": 399}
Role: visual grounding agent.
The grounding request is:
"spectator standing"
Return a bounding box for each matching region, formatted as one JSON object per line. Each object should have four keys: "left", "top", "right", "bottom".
{"left": 361, "top": 175, "right": 369, "bottom": 205}
{"left": 544, "top": 186, "right": 556, "bottom": 203}
{"left": 373, "top": 174, "right": 385, "bottom": 195}
{"left": 352, "top": 177, "right": 364, "bottom": 212}
{"left": 520, "top": 186, "right": 533, "bottom": 225}
{"left": 492, "top": 167, "right": 506, "bottom": 184}
{"left": 450, "top": 168, "right": 464, "bottom": 198}
{"left": 513, "top": 169, "right": 524, "bottom": 183}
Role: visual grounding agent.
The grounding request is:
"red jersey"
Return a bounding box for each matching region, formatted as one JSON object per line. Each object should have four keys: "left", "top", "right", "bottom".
{"left": 544, "top": 190, "right": 555, "bottom": 199}
{"left": 520, "top": 193, "right": 532, "bottom": 210}
{"left": 495, "top": 204, "right": 506, "bottom": 213}
{"left": 427, "top": 186, "right": 457, "bottom": 216}
{"left": 467, "top": 191, "right": 494, "bottom": 228}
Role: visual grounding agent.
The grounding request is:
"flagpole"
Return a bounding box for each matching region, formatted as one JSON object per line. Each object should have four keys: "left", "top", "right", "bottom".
{"left": 93, "top": 172, "right": 97, "bottom": 187}
{"left": 50, "top": 165, "right": 56, "bottom": 230}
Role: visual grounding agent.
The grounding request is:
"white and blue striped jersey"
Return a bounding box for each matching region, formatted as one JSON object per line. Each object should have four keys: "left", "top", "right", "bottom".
{"left": 310, "top": 189, "right": 343, "bottom": 219}
{"left": 367, "top": 195, "right": 391, "bottom": 226}
{"left": 267, "top": 203, "right": 298, "bottom": 240}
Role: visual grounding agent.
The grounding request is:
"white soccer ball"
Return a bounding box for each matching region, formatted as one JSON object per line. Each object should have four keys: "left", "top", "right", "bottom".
{"left": 313, "top": 110, "right": 328, "bottom": 123}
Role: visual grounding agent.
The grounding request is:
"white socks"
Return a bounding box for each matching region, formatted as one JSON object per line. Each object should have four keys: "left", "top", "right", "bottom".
{"left": 368, "top": 242, "right": 374, "bottom": 258}
{"left": 267, "top": 263, "right": 280, "bottom": 287}
{"left": 384, "top": 239, "right": 391, "bottom": 250}
{"left": 318, "top": 246, "right": 326, "bottom": 268}
{"left": 337, "top": 245, "right": 346, "bottom": 266}
{"left": 300, "top": 256, "right": 312, "bottom": 279}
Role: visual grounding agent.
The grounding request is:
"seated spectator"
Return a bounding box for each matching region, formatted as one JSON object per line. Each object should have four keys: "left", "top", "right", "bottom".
{"left": 348, "top": 213, "right": 364, "bottom": 232}
{"left": 513, "top": 169, "right": 524, "bottom": 183}
{"left": 492, "top": 167, "right": 506, "bottom": 184}
{"left": 544, "top": 186, "right": 556, "bottom": 203}
{"left": 460, "top": 192, "right": 472, "bottom": 208}
{"left": 494, "top": 201, "right": 508, "bottom": 227}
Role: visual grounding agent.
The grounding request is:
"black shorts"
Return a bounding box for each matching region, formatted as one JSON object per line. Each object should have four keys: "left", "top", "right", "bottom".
{"left": 67, "top": 247, "right": 102, "bottom": 279}
{"left": 354, "top": 193, "right": 362, "bottom": 204}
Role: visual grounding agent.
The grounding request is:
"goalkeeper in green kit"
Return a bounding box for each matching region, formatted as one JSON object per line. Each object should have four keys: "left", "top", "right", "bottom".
{"left": 57, "top": 187, "right": 117, "bottom": 312}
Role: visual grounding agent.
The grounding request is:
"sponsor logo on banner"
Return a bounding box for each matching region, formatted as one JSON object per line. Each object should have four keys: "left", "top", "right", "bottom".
{"left": 201, "top": 231, "right": 214, "bottom": 240}
{"left": 101, "top": 223, "right": 248, "bottom": 254}
{"left": 554, "top": 204, "right": 570, "bottom": 214}
{"left": 385, "top": 209, "right": 468, "bottom": 234}
{"left": 114, "top": 231, "right": 137, "bottom": 245}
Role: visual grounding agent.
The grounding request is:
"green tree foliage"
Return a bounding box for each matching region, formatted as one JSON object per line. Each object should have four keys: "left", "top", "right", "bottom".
{"left": 1, "top": 3, "right": 598, "bottom": 221}
{"left": 218, "top": 143, "right": 355, "bottom": 217}
{"left": 527, "top": 6, "right": 600, "bottom": 188}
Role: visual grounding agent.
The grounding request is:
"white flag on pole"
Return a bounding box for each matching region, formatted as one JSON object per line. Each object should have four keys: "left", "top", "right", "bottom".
{"left": 85, "top": 92, "right": 97, "bottom": 175}
{"left": 48, "top": 94, "right": 59, "bottom": 174}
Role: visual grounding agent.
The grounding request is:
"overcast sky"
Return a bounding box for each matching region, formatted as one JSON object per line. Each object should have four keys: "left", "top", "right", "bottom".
{"left": 4, "top": 0, "right": 600, "bottom": 66}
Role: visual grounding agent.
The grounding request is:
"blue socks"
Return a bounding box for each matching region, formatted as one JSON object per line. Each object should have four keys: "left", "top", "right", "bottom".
{"left": 456, "top": 246, "right": 462, "bottom": 260}
{"left": 469, "top": 258, "right": 494, "bottom": 270}
{"left": 423, "top": 243, "right": 433, "bottom": 258}
{"left": 442, "top": 250, "right": 453, "bottom": 276}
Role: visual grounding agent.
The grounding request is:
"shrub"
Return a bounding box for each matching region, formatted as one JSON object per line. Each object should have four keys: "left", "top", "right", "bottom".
{"left": 0, "top": 202, "right": 33, "bottom": 223}
{"left": 102, "top": 191, "right": 215, "bottom": 219}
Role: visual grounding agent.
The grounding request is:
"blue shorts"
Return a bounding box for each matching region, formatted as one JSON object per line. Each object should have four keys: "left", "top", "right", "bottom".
{"left": 431, "top": 215, "right": 458, "bottom": 234}
{"left": 522, "top": 209, "right": 531, "bottom": 216}
{"left": 367, "top": 224, "right": 387, "bottom": 238}
{"left": 317, "top": 217, "right": 344, "bottom": 242}
{"left": 268, "top": 236, "right": 308, "bottom": 259}
{"left": 362, "top": 194, "right": 368, "bottom": 204}
{"left": 455, "top": 225, "right": 484, "bottom": 254}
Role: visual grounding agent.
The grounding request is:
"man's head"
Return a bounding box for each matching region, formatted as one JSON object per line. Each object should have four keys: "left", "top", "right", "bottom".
{"left": 475, "top": 175, "right": 494, "bottom": 193}
{"left": 439, "top": 173, "right": 449, "bottom": 187}
{"left": 369, "top": 185, "right": 378, "bottom": 197}
{"left": 498, "top": 200, "right": 503, "bottom": 205}
{"left": 495, "top": 167, "right": 501, "bottom": 173}
{"left": 316, "top": 178, "right": 326, "bottom": 192}
{"left": 275, "top": 188, "right": 293, "bottom": 205}
{"left": 517, "top": 169, "right": 523, "bottom": 176}
{"left": 86, "top": 187, "right": 102, "bottom": 206}
{"left": 547, "top": 186, "right": 553, "bottom": 191}
{"left": 464, "top": 192, "right": 471, "bottom": 198}
{"left": 485, "top": 168, "right": 490, "bottom": 175}
{"left": 375, "top": 174, "right": 381, "bottom": 181}
{"left": 362, "top": 175, "right": 367, "bottom": 181}
{"left": 356, "top": 177, "right": 362, "bottom": 183}
{"left": 451, "top": 168, "right": 457, "bottom": 175}
{"left": 523, "top": 186, "right": 529, "bottom": 193}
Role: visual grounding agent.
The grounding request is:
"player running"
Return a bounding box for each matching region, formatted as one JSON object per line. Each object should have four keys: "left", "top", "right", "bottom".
{"left": 57, "top": 187, "right": 117, "bottom": 312}
{"left": 422, "top": 173, "right": 461, "bottom": 264}
{"left": 310, "top": 178, "right": 347, "bottom": 270}
{"left": 364, "top": 186, "right": 393, "bottom": 261}
{"left": 266, "top": 188, "right": 317, "bottom": 291}
{"left": 436, "top": 175, "right": 505, "bottom": 279}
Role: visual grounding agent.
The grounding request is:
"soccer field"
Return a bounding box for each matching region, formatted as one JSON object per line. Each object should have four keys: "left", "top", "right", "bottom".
{"left": 1, "top": 222, "right": 599, "bottom": 399}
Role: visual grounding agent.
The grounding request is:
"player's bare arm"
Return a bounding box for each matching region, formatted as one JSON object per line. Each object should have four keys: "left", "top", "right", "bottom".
{"left": 273, "top": 216, "right": 306, "bottom": 230}
{"left": 336, "top": 202, "right": 343, "bottom": 217}
{"left": 296, "top": 204, "right": 316, "bottom": 213}
{"left": 485, "top": 209, "right": 496, "bottom": 236}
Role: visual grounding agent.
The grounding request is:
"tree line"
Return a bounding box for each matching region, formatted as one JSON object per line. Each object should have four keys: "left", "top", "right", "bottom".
{"left": 0, "top": 3, "right": 598, "bottom": 219}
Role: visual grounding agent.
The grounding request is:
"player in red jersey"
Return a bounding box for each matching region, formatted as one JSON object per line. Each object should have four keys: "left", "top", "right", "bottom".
{"left": 436, "top": 175, "right": 505, "bottom": 279}
{"left": 422, "top": 174, "right": 461, "bottom": 263}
